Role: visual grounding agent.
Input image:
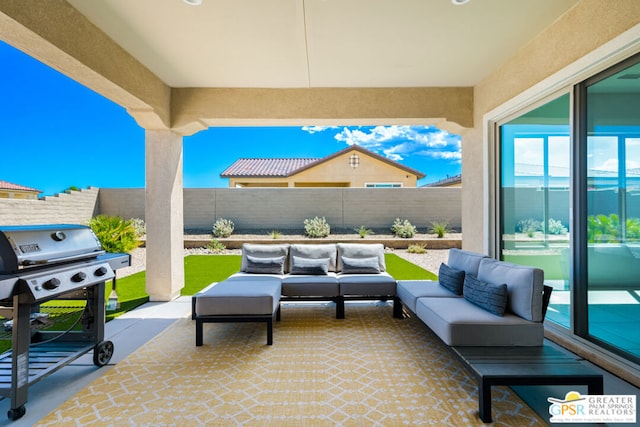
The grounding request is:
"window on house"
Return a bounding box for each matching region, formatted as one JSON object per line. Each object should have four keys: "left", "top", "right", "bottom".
{"left": 364, "top": 183, "right": 402, "bottom": 188}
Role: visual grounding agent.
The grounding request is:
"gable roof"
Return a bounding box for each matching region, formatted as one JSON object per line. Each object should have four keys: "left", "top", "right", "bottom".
{"left": 221, "top": 145, "right": 425, "bottom": 179}
{"left": 0, "top": 180, "right": 41, "bottom": 193}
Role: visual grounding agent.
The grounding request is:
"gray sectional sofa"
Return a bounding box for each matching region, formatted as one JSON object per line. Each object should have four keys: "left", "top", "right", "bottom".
{"left": 193, "top": 245, "right": 551, "bottom": 348}
{"left": 397, "top": 248, "right": 551, "bottom": 347}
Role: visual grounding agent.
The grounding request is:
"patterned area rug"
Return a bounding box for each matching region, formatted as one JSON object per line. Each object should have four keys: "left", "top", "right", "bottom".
{"left": 37, "top": 303, "right": 545, "bottom": 426}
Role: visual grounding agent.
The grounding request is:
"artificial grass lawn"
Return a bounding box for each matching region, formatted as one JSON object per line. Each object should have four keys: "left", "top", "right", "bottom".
{"left": 105, "top": 253, "right": 436, "bottom": 318}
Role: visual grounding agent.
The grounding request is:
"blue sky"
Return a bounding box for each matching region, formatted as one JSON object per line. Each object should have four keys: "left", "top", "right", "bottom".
{"left": 1, "top": 41, "right": 461, "bottom": 196}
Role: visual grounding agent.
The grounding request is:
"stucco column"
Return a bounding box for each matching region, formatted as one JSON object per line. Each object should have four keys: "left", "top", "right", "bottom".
{"left": 145, "top": 130, "right": 184, "bottom": 301}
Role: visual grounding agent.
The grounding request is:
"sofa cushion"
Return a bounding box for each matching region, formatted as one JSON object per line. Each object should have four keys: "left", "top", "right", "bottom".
{"left": 245, "top": 255, "right": 286, "bottom": 275}
{"left": 338, "top": 272, "right": 396, "bottom": 296}
{"left": 290, "top": 256, "right": 330, "bottom": 275}
{"left": 415, "top": 297, "right": 544, "bottom": 346}
{"left": 282, "top": 273, "right": 339, "bottom": 297}
{"left": 447, "top": 248, "right": 489, "bottom": 276}
{"left": 341, "top": 256, "right": 381, "bottom": 274}
{"left": 438, "top": 263, "right": 465, "bottom": 295}
{"left": 463, "top": 274, "right": 508, "bottom": 316}
{"left": 240, "top": 244, "right": 290, "bottom": 273}
{"left": 337, "top": 243, "right": 386, "bottom": 272}
{"left": 477, "top": 258, "right": 544, "bottom": 322}
{"left": 396, "top": 280, "right": 459, "bottom": 313}
{"left": 289, "top": 244, "right": 338, "bottom": 272}
{"left": 194, "top": 279, "right": 281, "bottom": 316}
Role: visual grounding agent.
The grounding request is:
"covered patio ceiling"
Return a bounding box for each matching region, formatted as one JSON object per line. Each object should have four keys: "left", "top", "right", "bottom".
{"left": 66, "top": 0, "right": 579, "bottom": 89}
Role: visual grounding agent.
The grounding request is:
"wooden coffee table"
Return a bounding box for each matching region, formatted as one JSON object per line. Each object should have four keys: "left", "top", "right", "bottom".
{"left": 451, "top": 344, "right": 604, "bottom": 423}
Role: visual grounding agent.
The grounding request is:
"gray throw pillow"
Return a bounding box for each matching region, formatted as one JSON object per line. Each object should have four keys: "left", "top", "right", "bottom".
{"left": 245, "top": 255, "right": 285, "bottom": 274}
{"left": 290, "top": 256, "right": 330, "bottom": 275}
{"left": 341, "top": 256, "right": 381, "bottom": 274}
{"left": 438, "top": 263, "right": 465, "bottom": 295}
{"left": 463, "top": 274, "right": 508, "bottom": 316}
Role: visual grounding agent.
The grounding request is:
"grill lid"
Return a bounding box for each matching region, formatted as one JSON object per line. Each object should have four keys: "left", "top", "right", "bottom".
{"left": 0, "top": 224, "right": 104, "bottom": 273}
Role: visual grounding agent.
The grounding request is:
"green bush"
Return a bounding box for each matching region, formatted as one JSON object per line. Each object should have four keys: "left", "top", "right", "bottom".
{"left": 391, "top": 218, "right": 417, "bottom": 238}
{"left": 429, "top": 221, "right": 452, "bottom": 238}
{"left": 304, "top": 216, "right": 331, "bottom": 238}
{"left": 517, "top": 218, "right": 542, "bottom": 236}
{"left": 207, "top": 239, "right": 226, "bottom": 253}
{"left": 268, "top": 230, "right": 282, "bottom": 239}
{"left": 407, "top": 244, "right": 427, "bottom": 254}
{"left": 89, "top": 215, "right": 141, "bottom": 253}
{"left": 354, "top": 225, "right": 374, "bottom": 238}
{"left": 130, "top": 218, "right": 146, "bottom": 236}
{"left": 212, "top": 218, "right": 234, "bottom": 238}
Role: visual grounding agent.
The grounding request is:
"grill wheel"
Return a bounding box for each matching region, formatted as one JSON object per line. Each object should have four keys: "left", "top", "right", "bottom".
{"left": 93, "top": 340, "right": 114, "bottom": 367}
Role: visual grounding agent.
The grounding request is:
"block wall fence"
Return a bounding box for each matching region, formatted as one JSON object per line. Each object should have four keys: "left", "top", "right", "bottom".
{"left": 0, "top": 187, "right": 464, "bottom": 232}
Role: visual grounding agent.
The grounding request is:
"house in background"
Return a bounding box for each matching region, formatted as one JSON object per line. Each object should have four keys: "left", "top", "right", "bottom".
{"left": 422, "top": 174, "right": 461, "bottom": 188}
{"left": 220, "top": 145, "right": 425, "bottom": 188}
{"left": 0, "top": 180, "right": 41, "bottom": 200}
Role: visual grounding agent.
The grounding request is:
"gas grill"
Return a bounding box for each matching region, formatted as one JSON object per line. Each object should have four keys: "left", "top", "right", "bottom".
{"left": 0, "top": 224, "right": 130, "bottom": 420}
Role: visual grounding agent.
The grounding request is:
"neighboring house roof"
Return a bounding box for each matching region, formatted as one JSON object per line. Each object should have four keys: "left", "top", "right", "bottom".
{"left": 0, "top": 180, "right": 41, "bottom": 193}
{"left": 422, "top": 174, "right": 461, "bottom": 187}
{"left": 221, "top": 158, "right": 320, "bottom": 177}
{"left": 221, "top": 145, "right": 426, "bottom": 179}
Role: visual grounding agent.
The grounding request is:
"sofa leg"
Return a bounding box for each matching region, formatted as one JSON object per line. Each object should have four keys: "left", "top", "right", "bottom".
{"left": 195, "top": 319, "right": 203, "bottom": 346}
{"left": 336, "top": 297, "right": 345, "bottom": 319}
{"left": 266, "top": 318, "right": 273, "bottom": 345}
{"left": 393, "top": 297, "right": 403, "bottom": 319}
{"left": 276, "top": 304, "right": 281, "bottom": 321}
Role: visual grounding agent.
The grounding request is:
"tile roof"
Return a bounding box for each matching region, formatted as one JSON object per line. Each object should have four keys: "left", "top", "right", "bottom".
{"left": 221, "top": 158, "right": 320, "bottom": 177}
{"left": 0, "top": 180, "right": 41, "bottom": 193}
{"left": 220, "top": 145, "right": 426, "bottom": 179}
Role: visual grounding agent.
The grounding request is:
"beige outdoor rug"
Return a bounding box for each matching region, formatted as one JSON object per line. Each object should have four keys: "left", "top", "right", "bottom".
{"left": 37, "top": 303, "right": 545, "bottom": 426}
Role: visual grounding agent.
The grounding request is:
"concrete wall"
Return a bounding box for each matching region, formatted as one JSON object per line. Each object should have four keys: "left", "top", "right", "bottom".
{"left": 100, "top": 187, "right": 461, "bottom": 233}
{"left": 0, "top": 187, "right": 99, "bottom": 225}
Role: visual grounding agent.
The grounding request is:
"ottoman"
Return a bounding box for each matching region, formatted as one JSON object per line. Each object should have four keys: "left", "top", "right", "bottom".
{"left": 193, "top": 279, "right": 282, "bottom": 345}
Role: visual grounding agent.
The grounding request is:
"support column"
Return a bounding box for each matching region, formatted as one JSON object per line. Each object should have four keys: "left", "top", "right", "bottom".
{"left": 145, "top": 130, "right": 184, "bottom": 301}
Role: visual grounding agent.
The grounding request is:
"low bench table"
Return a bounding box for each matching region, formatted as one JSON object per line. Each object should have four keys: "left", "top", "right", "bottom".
{"left": 193, "top": 279, "right": 282, "bottom": 346}
{"left": 451, "top": 344, "right": 604, "bottom": 423}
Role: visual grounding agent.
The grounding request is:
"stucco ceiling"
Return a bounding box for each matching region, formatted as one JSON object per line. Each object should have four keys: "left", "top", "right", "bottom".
{"left": 66, "top": 0, "right": 579, "bottom": 89}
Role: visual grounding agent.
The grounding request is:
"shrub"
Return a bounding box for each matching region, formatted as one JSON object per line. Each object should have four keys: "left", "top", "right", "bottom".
{"left": 304, "top": 216, "right": 331, "bottom": 238}
{"left": 547, "top": 218, "right": 568, "bottom": 235}
{"left": 407, "top": 244, "right": 427, "bottom": 254}
{"left": 89, "top": 215, "right": 141, "bottom": 253}
{"left": 517, "top": 218, "right": 542, "bottom": 237}
{"left": 207, "top": 239, "right": 226, "bottom": 253}
{"left": 212, "top": 218, "right": 234, "bottom": 238}
{"left": 268, "top": 230, "right": 282, "bottom": 239}
{"left": 391, "top": 218, "right": 417, "bottom": 238}
{"left": 130, "top": 218, "right": 146, "bottom": 236}
{"left": 430, "top": 221, "right": 452, "bottom": 238}
{"left": 354, "top": 225, "right": 374, "bottom": 238}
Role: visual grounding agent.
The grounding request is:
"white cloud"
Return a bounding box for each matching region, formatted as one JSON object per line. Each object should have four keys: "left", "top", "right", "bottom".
{"left": 301, "top": 126, "right": 338, "bottom": 134}
{"left": 333, "top": 125, "right": 461, "bottom": 164}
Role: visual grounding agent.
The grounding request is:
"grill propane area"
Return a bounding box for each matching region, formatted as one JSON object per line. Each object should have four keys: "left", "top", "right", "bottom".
{"left": 0, "top": 224, "right": 130, "bottom": 421}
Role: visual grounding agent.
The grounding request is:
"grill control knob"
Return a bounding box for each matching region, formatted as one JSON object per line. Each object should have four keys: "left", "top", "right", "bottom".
{"left": 94, "top": 266, "right": 109, "bottom": 277}
{"left": 43, "top": 278, "right": 61, "bottom": 290}
{"left": 71, "top": 272, "right": 87, "bottom": 283}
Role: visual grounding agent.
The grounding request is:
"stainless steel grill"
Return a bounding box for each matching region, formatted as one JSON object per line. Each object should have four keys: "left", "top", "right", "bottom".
{"left": 0, "top": 224, "right": 131, "bottom": 421}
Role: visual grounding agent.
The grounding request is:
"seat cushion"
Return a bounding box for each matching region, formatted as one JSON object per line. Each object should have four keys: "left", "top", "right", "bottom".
{"left": 282, "top": 273, "right": 339, "bottom": 297}
{"left": 396, "top": 280, "right": 460, "bottom": 313}
{"left": 338, "top": 272, "right": 396, "bottom": 296}
{"left": 415, "top": 297, "right": 544, "bottom": 346}
{"left": 194, "top": 279, "right": 281, "bottom": 316}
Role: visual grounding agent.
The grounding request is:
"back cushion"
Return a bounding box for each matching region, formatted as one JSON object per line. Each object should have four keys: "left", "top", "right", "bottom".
{"left": 477, "top": 258, "right": 544, "bottom": 322}
{"left": 447, "top": 249, "right": 488, "bottom": 276}
{"left": 336, "top": 243, "right": 386, "bottom": 272}
{"left": 241, "top": 244, "right": 290, "bottom": 273}
{"left": 289, "top": 244, "right": 337, "bottom": 272}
